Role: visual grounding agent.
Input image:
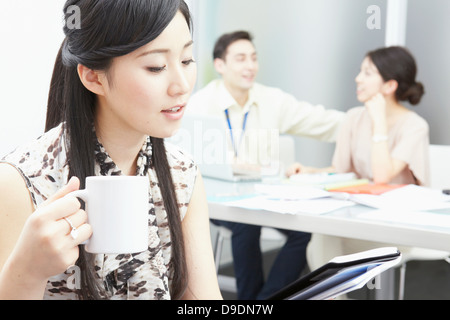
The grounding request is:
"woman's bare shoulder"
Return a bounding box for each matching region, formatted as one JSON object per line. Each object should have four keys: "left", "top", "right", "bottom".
{"left": 0, "top": 163, "right": 34, "bottom": 219}
{"left": 0, "top": 163, "right": 34, "bottom": 268}
{"left": 0, "top": 162, "right": 30, "bottom": 192}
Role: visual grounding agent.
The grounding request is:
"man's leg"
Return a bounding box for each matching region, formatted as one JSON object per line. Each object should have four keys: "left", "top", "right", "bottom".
{"left": 257, "top": 230, "right": 312, "bottom": 300}
{"left": 212, "top": 220, "right": 264, "bottom": 300}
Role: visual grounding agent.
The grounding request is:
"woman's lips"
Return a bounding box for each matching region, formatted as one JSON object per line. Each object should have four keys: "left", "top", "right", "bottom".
{"left": 161, "top": 105, "right": 185, "bottom": 120}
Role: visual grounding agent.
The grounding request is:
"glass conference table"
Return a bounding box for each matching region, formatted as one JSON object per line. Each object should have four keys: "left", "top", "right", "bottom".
{"left": 204, "top": 177, "right": 450, "bottom": 299}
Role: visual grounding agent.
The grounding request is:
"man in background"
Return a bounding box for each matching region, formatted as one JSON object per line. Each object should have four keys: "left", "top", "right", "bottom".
{"left": 187, "top": 30, "right": 345, "bottom": 299}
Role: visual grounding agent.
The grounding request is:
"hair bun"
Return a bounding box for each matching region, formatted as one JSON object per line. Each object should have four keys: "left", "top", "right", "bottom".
{"left": 402, "top": 82, "right": 425, "bottom": 105}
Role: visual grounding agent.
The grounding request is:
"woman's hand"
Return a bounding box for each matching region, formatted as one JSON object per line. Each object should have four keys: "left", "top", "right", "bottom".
{"left": 285, "top": 163, "right": 321, "bottom": 177}
{"left": 5, "top": 177, "right": 92, "bottom": 288}
{"left": 286, "top": 163, "right": 336, "bottom": 177}
{"left": 286, "top": 163, "right": 305, "bottom": 177}
{"left": 366, "top": 93, "right": 388, "bottom": 134}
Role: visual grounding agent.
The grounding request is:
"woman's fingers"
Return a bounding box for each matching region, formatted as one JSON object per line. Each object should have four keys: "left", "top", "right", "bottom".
{"left": 36, "top": 195, "right": 81, "bottom": 222}
{"left": 59, "top": 209, "right": 92, "bottom": 244}
{"left": 35, "top": 177, "right": 83, "bottom": 221}
{"left": 286, "top": 163, "right": 303, "bottom": 177}
{"left": 72, "top": 223, "right": 93, "bottom": 246}
{"left": 40, "top": 177, "right": 80, "bottom": 208}
{"left": 59, "top": 209, "right": 87, "bottom": 235}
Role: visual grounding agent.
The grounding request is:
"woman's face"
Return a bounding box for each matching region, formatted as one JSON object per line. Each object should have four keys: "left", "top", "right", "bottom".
{"left": 355, "top": 57, "right": 385, "bottom": 103}
{"left": 97, "top": 11, "right": 197, "bottom": 139}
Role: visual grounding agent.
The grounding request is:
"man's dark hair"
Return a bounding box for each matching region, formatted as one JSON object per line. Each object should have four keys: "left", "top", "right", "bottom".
{"left": 213, "top": 30, "right": 253, "bottom": 60}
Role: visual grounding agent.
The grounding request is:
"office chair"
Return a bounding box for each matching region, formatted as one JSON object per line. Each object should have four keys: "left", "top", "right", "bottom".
{"left": 397, "top": 248, "right": 450, "bottom": 300}
{"left": 212, "top": 135, "right": 294, "bottom": 293}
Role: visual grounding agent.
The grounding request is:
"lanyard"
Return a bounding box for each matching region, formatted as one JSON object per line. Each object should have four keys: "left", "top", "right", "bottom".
{"left": 224, "top": 109, "right": 250, "bottom": 157}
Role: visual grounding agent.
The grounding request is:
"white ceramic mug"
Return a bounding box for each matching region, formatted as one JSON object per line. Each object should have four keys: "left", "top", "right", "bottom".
{"left": 70, "top": 176, "right": 149, "bottom": 254}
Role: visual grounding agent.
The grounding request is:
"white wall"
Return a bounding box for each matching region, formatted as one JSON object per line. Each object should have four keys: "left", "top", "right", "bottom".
{"left": 0, "top": 1, "right": 202, "bottom": 158}
{"left": 406, "top": 0, "right": 450, "bottom": 145}
{"left": 0, "top": 1, "right": 64, "bottom": 157}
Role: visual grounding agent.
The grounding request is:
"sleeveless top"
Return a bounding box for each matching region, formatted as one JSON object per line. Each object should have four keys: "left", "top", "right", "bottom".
{"left": 1, "top": 123, "right": 198, "bottom": 300}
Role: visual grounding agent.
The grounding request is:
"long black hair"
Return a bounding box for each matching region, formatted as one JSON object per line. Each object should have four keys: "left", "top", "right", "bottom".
{"left": 46, "top": 0, "right": 191, "bottom": 300}
{"left": 367, "top": 46, "right": 425, "bottom": 106}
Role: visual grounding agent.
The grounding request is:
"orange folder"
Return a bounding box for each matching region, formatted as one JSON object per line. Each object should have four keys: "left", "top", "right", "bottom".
{"left": 328, "top": 184, "right": 406, "bottom": 195}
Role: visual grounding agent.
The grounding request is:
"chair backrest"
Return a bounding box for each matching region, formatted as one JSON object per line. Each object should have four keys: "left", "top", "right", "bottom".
{"left": 429, "top": 144, "right": 450, "bottom": 190}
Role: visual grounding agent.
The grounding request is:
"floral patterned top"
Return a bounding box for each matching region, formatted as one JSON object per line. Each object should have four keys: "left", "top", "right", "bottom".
{"left": 1, "top": 123, "right": 198, "bottom": 300}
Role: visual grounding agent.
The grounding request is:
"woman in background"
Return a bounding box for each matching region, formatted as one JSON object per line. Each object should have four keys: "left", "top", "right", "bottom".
{"left": 288, "top": 46, "right": 428, "bottom": 186}
{"left": 0, "top": 0, "right": 222, "bottom": 300}
{"left": 287, "top": 46, "right": 429, "bottom": 271}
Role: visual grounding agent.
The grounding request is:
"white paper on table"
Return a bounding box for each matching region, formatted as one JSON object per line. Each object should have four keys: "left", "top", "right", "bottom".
{"left": 222, "top": 195, "right": 355, "bottom": 215}
{"left": 357, "top": 209, "right": 450, "bottom": 229}
{"left": 254, "top": 184, "right": 331, "bottom": 200}
{"left": 348, "top": 184, "right": 450, "bottom": 211}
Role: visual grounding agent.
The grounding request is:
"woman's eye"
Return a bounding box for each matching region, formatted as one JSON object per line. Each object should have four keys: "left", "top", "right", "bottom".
{"left": 147, "top": 66, "right": 166, "bottom": 73}
{"left": 182, "top": 59, "right": 196, "bottom": 66}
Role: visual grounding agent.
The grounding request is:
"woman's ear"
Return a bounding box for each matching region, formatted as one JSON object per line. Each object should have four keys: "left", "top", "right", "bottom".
{"left": 77, "top": 64, "right": 107, "bottom": 96}
{"left": 382, "top": 79, "right": 399, "bottom": 96}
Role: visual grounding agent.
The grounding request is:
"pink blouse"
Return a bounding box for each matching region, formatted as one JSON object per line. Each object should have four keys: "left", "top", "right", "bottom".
{"left": 332, "top": 107, "right": 430, "bottom": 186}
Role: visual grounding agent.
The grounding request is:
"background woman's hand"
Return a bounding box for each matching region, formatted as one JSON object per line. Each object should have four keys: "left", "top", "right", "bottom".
{"left": 285, "top": 163, "right": 319, "bottom": 177}
{"left": 286, "top": 163, "right": 336, "bottom": 177}
{"left": 286, "top": 163, "right": 303, "bottom": 177}
{"left": 365, "top": 93, "right": 387, "bottom": 128}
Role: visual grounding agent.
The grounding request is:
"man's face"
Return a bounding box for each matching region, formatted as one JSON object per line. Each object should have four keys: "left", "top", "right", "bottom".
{"left": 215, "top": 39, "right": 259, "bottom": 92}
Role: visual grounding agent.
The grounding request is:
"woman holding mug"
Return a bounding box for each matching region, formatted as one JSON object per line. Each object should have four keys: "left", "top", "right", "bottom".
{"left": 0, "top": 0, "right": 222, "bottom": 300}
